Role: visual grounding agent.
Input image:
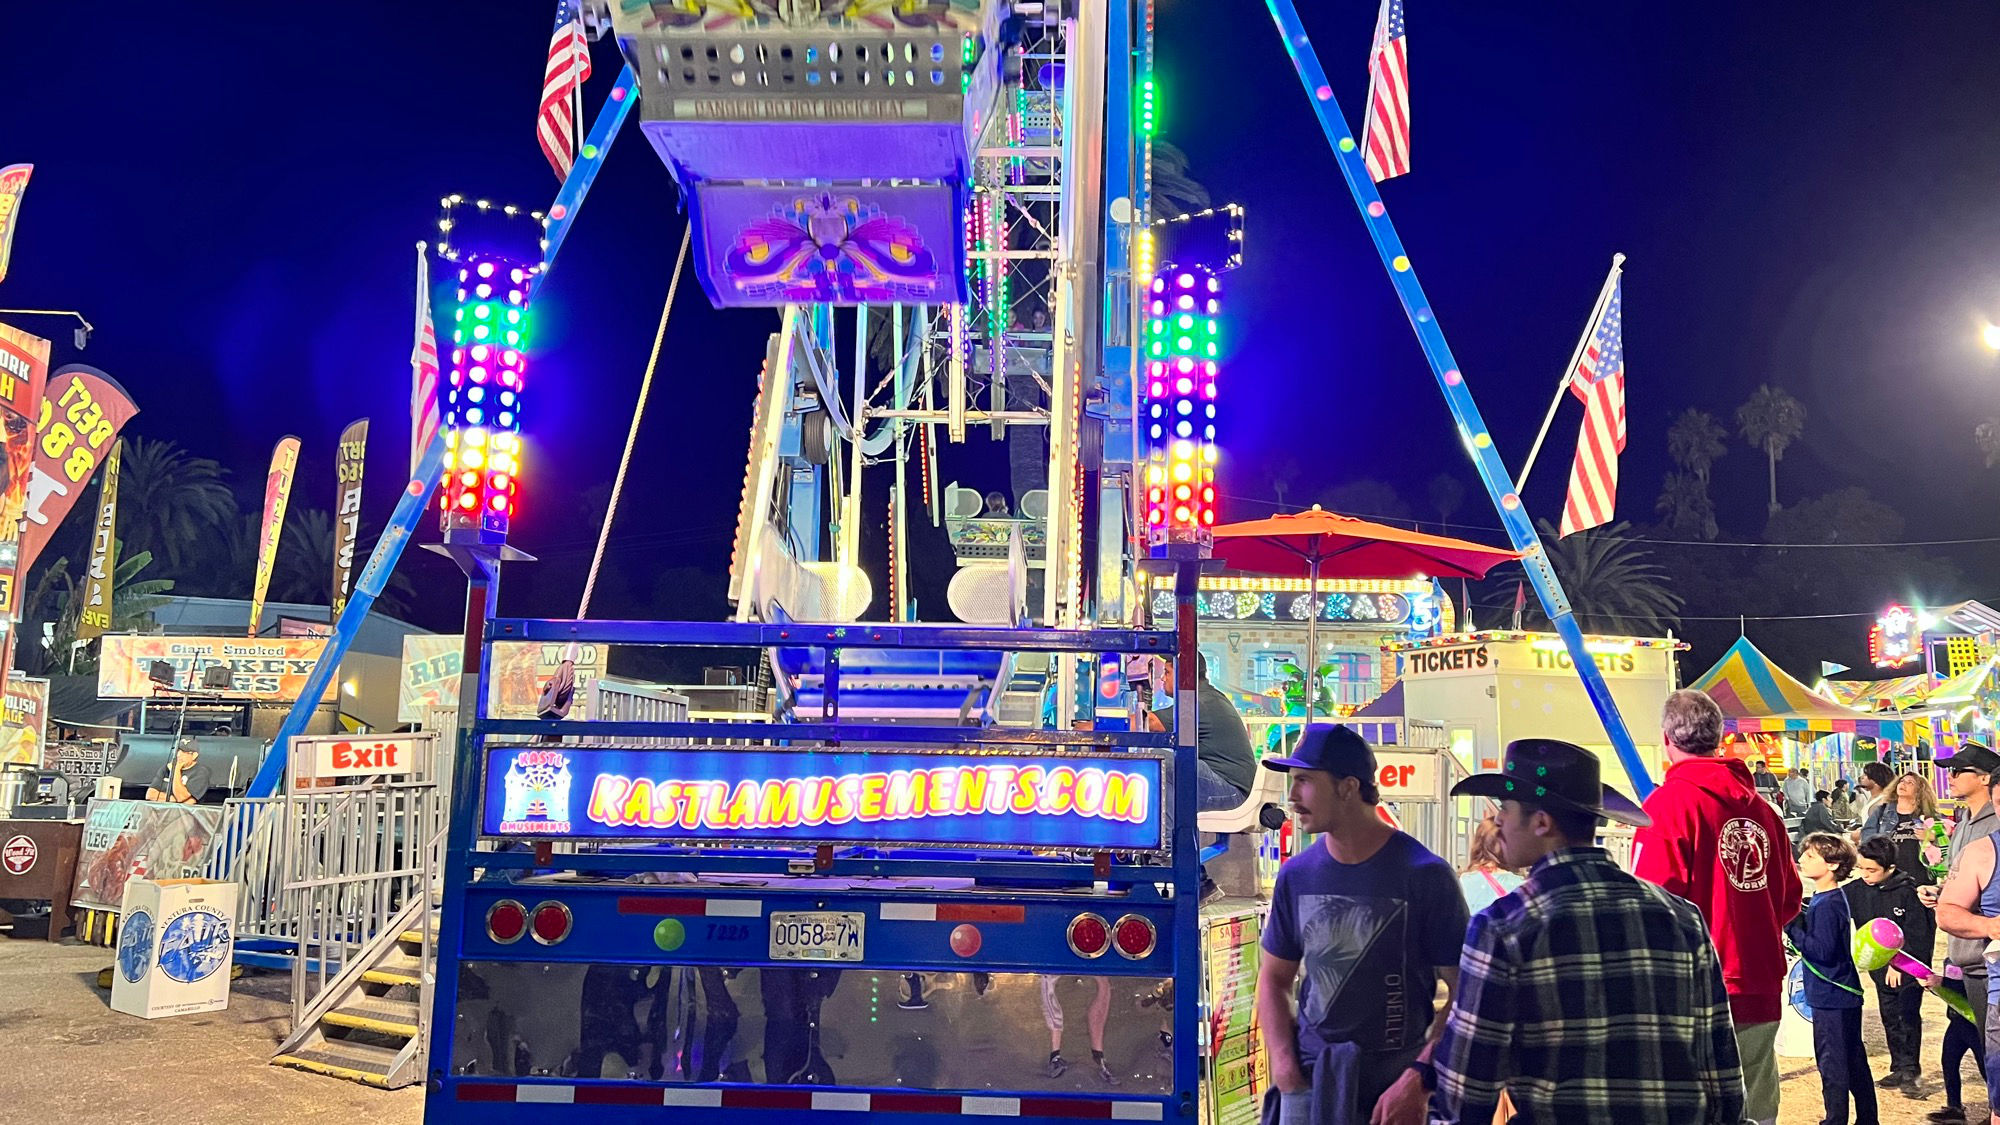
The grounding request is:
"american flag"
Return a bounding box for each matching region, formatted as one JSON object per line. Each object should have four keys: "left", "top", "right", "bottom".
{"left": 410, "top": 246, "right": 441, "bottom": 476}
{"left": 1559, "top": 278, "right": 1626, "bottom": 537}
{"left": 538, "top": 0, "right": 593, "bottom": 182}
{"left": 1361, "top": 0, "right": 1410, "bottom": 182}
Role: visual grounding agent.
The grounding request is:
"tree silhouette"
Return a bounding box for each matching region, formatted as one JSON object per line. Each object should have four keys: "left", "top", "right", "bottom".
{"left": 1525, "top": 519, "right": 1683, "bottom": 635}
{"left": 1666, "top": 408, "right": 1728, "bottom": 483}
{"left": 1149, "top": 142, "right": 1211, "bottom": 221}
{"left": 1735, "top": 385, "right": 1806, "bottom": 513}
{"left": 1654, "top": 471, "right": 1718, "bottom": 540}
{"left": 116, "top": 437, "right": 235, "bottom": 572}
{"left": 1426, "top": 474, "right": 1466, "bottom": 534}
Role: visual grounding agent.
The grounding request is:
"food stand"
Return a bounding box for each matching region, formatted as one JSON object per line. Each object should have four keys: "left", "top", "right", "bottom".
{"left": 1386, "top": 630, "right": 1686, "bottom": 798}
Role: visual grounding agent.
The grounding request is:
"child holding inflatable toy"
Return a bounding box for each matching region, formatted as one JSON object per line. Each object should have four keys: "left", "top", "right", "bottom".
{"left": 1845, "top": 835, "right": 1936, "bottom": 1092}
{"left": 1789, "top": 833, "right": 1876, "bottom": 1125}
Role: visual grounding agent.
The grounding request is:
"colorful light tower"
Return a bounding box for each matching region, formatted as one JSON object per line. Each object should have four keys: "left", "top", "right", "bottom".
{"left": 1142, "top": 263, "right": 1219, "bottom": 550}
{"left": 442, "top": 252, "right": 530, "bottom": 536}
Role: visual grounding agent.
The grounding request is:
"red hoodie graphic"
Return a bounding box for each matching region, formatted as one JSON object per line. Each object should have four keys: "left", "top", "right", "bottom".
{"left": 1632, "top": 755, "right": 1802, "bottom": 1025}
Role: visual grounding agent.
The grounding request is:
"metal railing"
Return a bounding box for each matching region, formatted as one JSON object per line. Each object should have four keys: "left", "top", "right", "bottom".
{"left": 284, "top": 779, "right": 446, "bottom": 1014}
{"left": 205, "top": 796, "right": 286, "bottom": 936}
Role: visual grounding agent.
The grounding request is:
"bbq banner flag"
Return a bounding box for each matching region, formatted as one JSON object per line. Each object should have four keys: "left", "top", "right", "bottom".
{"left": 0, "top": 324, "right": 50, "bottom": 679}
{"left": 331, "top": 419, "right": 368, "bottom": 615}
{"left": 21, "top": 364, "right": 139, "bottom": 580}
{"left": 0, "top": 165, "right": 30, "bottom": 286}
{"left": 77, "top": 440, "right": 121, "bottom": 641}
{"left": 248, "top": 436, "right": 301, "bottom": 637}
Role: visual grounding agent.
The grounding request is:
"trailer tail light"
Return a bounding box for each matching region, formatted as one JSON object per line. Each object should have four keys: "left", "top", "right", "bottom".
{"left": 1067, "top": 912, "right": 1110, "bottom": 959}
{"left": 530, "top": 901, "right": 573, "bottom": 945}
{"left": 486, "top": 900, "right": 527, "bottom": 944}
{"left": 1112, "top": 914, "right": 1157, "bottom": 960}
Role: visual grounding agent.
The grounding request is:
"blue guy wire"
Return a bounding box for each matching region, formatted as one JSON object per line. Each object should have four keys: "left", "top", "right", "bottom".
{"left": 1259, "top": 0, "right": 1654, "bottom": 798}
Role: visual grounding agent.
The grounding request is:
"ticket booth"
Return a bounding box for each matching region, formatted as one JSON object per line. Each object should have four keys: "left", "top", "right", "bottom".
{"left": 1386, "top": 632, "right": 1685, "bottom": 798}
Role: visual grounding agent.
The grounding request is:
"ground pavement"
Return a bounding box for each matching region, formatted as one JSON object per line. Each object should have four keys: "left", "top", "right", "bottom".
{"left": 0, "top": 935, "right": 1982, "bottom": 1123}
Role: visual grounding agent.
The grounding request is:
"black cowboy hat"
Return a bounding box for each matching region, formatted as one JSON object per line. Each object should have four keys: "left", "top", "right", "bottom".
{"left": 1449, "top": 738, "right": 1649, "bottom": 828}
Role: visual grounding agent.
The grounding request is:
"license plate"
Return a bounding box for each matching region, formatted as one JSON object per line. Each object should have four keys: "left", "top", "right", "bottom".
{"left": 769, "top": 911, "right": 865, "bottom": 961}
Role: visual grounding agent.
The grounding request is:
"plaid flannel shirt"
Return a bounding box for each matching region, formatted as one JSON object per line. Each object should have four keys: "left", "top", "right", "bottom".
{"left": 1429, "top": 847, "right": 1745, "bottom": 1125}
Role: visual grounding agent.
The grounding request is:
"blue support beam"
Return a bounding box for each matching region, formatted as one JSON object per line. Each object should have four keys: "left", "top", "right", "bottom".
{"left": 1260, "top": 0, "right": 1654, "bottom": 797}
{"left": 246, "top": 434, "right": 446, "bottom": 795}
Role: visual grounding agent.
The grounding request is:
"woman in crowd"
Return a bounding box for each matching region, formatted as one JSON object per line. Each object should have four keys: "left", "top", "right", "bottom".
{"left": 1457, "top": 809, "right": 1525, "bottom": 915}
{"left": 1829, "top": 778, "right": 1856, "bottom": 825}
{"left": 1885, "top": 771, "right": 1947, "bottom": 885}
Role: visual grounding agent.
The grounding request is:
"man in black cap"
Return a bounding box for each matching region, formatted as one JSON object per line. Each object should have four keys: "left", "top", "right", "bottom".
{"left": 144, "top": 736, "right": 213, "bottom": 805}
{"left": 1938, "top": 742, "right": 2000, "bottom": 1042}
{"left": 1254, "top": 725, "right": 1467, "bottom": 1125}
{"left": 1425, "top": 739, "right": 1745, "bottom": 1125}
{"left": 1935, "top": 742, "right": 2000, "bottom": 1123}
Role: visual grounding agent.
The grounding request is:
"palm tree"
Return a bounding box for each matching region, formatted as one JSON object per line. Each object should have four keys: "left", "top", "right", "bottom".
{"left": 1735, "top": 385, "right": 1806, "bottom": 513}
{"left": 271, "top": 506, "right": 333, "bottom": 604}
{"left": 1529, "top": 518, "right": 1683, "bottom": 635}
{"left": 1149, "top": 142, "right": 1211, "bottom": 221}
{"left": 1654, "top": 471, "right": 1718, "bottom": 540}
{"left": 1426, "top": 474, "right": 1466, "bottom": 534}
{"left": 1977, "top": 419, "right": 2000, "bottom": 468}
{"left": 42, "top": 545, "right": 175, "bottom": 674}
{"left": 1666, "top": 408, "right": 1728, "bottom": 483}
{"left": 116, "top": 437, "right": 236, "bottom": 572}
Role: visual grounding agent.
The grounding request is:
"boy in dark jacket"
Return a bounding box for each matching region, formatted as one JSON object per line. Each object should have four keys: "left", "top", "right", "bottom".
{"left": 1790, "top": 832, "right": 1876, "bottom": 1125}
{"left": 1845, "top": 835, "right": 1934, "bottom": 1090}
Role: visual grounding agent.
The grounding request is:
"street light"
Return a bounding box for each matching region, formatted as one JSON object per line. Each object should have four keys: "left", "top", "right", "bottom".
{"left": 1984, "top": 322, "right": 2000, "bottom": 351}
{"left": 0, "top": 307, "right": 91, "bottom": 349}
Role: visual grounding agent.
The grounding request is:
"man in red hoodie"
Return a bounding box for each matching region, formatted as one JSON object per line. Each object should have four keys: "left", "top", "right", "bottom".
{"left": 1632, "top": 689, "right": 1801, "bottom": 1125}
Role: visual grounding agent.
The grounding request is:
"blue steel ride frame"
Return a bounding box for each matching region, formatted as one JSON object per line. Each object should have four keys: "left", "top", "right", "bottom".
{"left": 1259, "top": 0, "right": 1654, "bottom": 798}
{"left": 424, "top": 617, "right": 1203, "bottom": 1124}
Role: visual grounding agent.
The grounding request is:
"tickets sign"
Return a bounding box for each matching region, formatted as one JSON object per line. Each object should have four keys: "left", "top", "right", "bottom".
{"left": 97, "top": 635, "right": 338, "bottom": 701}
{"left": 481, "top": 747, "right": 1165, "bottom": 850}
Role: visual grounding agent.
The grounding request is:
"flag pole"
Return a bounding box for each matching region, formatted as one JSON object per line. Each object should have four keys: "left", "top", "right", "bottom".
{"left": 1514, "top": 253, "right": 1624, "bottom": 493}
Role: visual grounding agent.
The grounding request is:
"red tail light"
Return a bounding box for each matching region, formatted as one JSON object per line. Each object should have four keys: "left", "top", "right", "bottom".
{"left": 1112, "top": 914, "right": 1156, "bottom": 960}
{"left": 1067, "top": 912, "right": 1110, "bottom": 958}
{"left": 486, "top": 900, "right": 526, "bottom": 944}
{"left": 530, "top": 901, "right": 573, "bottom": 945}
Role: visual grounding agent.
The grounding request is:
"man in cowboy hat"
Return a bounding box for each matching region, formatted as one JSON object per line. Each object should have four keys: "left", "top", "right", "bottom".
{"left": 1426, "top": 739, "right": 1745, "bottom": 1125}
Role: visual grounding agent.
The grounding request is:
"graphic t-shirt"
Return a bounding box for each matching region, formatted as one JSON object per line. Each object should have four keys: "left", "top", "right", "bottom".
{"left": 1261, "top": 831, "right": 1470, "bottom": 1056}
{"left": 1889, "top": 810, "right": 1945, "bottom": 885}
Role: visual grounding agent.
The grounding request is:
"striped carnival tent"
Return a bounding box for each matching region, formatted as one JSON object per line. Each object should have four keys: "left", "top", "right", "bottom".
{"left": 1818, "top": 673, "right": 1932, "bottom": 712}
{"left": 1691, "top": 636, "right": 1937, "bottom": 743}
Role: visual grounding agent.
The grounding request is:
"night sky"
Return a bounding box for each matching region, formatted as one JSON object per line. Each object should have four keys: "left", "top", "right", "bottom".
{"left": 9, "top": 3, "right": 2000, "bottom": 660}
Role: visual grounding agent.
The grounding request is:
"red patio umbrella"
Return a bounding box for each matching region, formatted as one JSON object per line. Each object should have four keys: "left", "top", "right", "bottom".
{"left": 1210, "top": 505, "right": 1519, "bottom": 714}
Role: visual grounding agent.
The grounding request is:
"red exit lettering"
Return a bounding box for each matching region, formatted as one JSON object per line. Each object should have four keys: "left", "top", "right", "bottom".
{"left": 332, "top": 741, "right": 402, "bottom": 770}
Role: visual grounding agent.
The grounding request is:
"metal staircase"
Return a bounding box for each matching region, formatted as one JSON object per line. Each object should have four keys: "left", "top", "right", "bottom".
{"left": 273, "top": 895, "right": 437, "bottom": 1088}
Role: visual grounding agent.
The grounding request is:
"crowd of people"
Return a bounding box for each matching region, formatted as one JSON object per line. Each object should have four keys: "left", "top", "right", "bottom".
{"left": 1254, "top": 691, "right": 2000, "bottom": 1125}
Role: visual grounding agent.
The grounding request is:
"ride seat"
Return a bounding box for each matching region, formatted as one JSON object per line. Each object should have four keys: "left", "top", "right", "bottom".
{"left": 1196, "top": 765, "right": 1288, "bottom": 836}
